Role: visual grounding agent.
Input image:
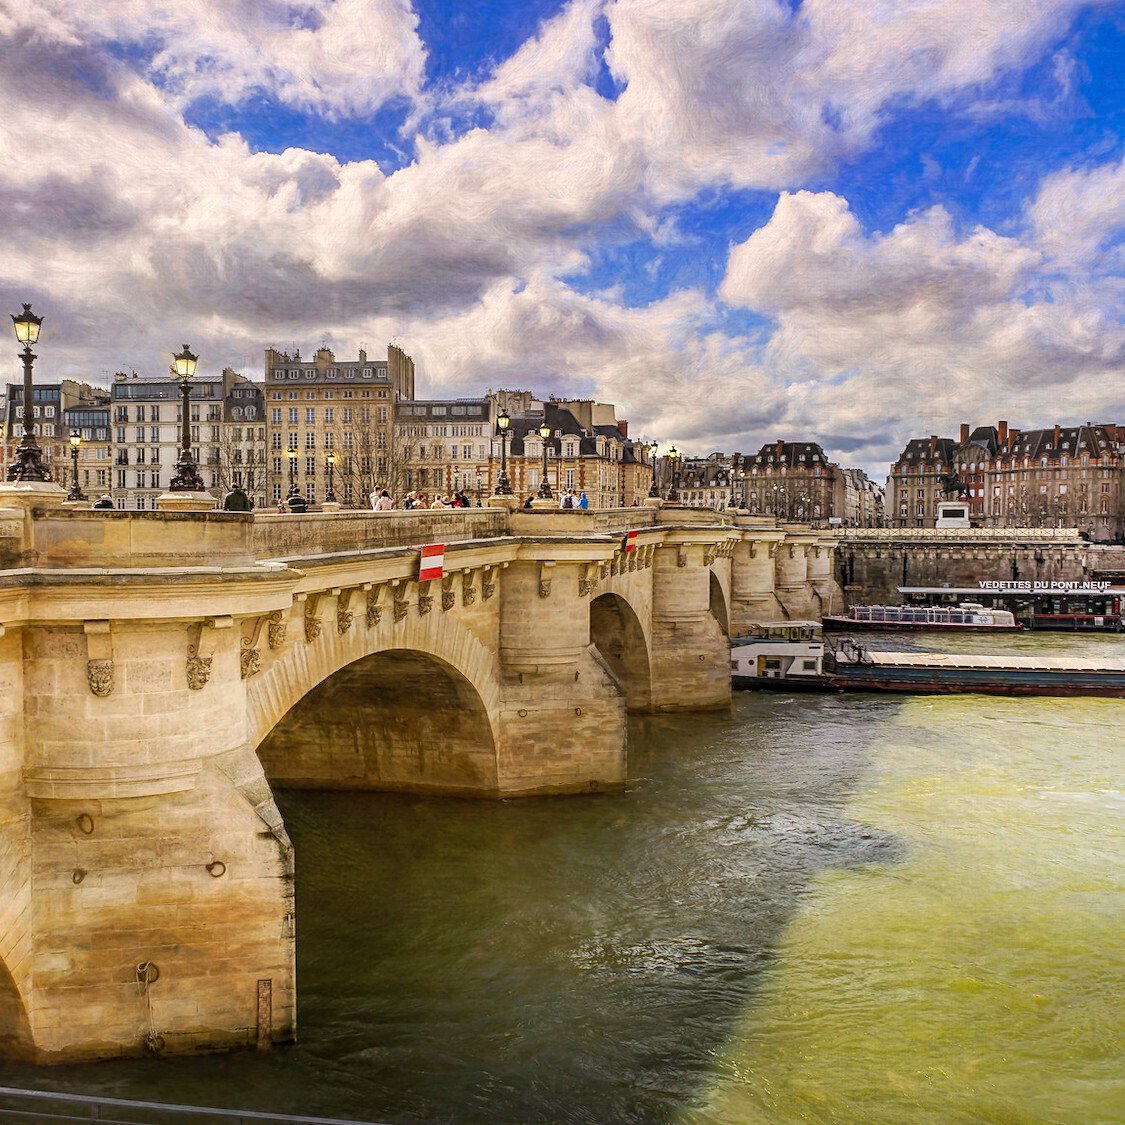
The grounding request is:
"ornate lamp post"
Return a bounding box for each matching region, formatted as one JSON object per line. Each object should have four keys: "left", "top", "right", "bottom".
{"left": 169, "top": 345, "right": 205, "bottom": 491}
{"left": 495, "top": 408, "right": 512, "bottom": 495}
{"left": 286, "top": 444, "right": 299, "bottom": 499}
{"left": 665, "top": 445, "right": 682, "bottom": 501}
{"left": 647, "top": 440, "right": 659, "bottom": 498}
{"left": 475, "top": 469, "right": 483, "bottom": 507}
{"left": 324, "top": 450, "right": 337, "bottom": 503}
{"left": 67, "top": 430, "right": 85, "bottom": 501}
{"left": 8, "top": 303, "right": 49, "bottom": 482}
{"left": 537, "top": 420, "right": 554, "bottom": 499}
{"left": 736, "top": 468, "right": 746, "bottom": 509}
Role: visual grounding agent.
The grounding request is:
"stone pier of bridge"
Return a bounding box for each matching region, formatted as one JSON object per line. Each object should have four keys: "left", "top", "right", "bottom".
{"left": 0, "top": 489, "right": 839, "bottom": 1064}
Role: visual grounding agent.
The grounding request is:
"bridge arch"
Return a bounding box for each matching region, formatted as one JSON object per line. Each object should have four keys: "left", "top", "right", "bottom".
{"left": 0, "top": 960, "right": 31, "bottom": 1058}
{"left": 709, "top": 570, "right": 730, "bottom": 637}
{"left": 589, "top": 591, "right": 652, "bottom": 712}
{"left": 248, "top": 616, "right": 502, "bottom": 796}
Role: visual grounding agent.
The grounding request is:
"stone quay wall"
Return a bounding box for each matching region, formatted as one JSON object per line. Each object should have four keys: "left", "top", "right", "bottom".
{"left": 830, "top": 528, "right": 1095, "bottom": 605}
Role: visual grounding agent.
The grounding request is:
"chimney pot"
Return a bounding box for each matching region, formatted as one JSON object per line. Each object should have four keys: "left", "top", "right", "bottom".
{"left": 960, "top": 423, "right": 970, "bottom": 444}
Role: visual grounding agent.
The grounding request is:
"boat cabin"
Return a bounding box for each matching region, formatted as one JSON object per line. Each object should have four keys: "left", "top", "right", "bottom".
{"left": 730, "top": 621, "right": 825, "bottom": 681}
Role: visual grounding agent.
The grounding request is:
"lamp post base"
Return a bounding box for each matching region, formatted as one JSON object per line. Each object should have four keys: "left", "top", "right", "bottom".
{"left": 155, "top": 491, "right": 216, "bottom": 512}
{"left": 486, "top": 494, "right": 521, "bottom": 512}
{"left": 0, "top": 480, "right": 67, "bottom": 510}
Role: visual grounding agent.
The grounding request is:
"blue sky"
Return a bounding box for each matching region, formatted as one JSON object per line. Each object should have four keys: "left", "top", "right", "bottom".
{"left": 1, "top": 0, "right": 1122, "bottom": 477}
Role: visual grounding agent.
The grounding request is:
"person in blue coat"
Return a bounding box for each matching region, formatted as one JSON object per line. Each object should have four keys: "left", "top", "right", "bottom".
{"left": 578, "top": 491, "right": 589, "bottom": 509}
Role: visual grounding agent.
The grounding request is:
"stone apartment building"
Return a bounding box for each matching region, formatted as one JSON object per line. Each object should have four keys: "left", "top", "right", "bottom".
{"left": 393, "top": 398, "right": 494, "bottom": 501}
{"left": 838, "top": 467, "right": 885, "bottom": 528}
{"left": 2, "top": 379, "right": 108, "bottom": 482}
{"left": 675, "top": 454, "right": 740, "bottom": 509}
{"left": 742, "top": 440, "right": 839, "bottom": 521}
{"left": 890, "top": 420, "right": 1125, "bottom": 540}
{"left": 500, "top": 398, "right": 650, "bottom": 507}
{"left": 390, "top": 392, "right": 651, "bottom": 508}
{"left": 110, "top": 367, "right": 264, "bottom": 510}
{"left": 62, "top": 401, "right": 112, "bottom": 498}
{"left": 263, "top": 344, "right": 415, "bottom": 506}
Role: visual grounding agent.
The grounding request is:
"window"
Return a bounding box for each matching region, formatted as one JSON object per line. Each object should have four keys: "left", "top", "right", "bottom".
{"left": 306, "top": 457, "right": 316, "bottom": 476}
{"left": 150, "top": 426, "right": 160, "bottom": 442}
{"left": 136, "top": 405, "right": 146, "bottom": 422}
{"left": 305, "top": 408, "right": 316, "bottom": 424}
{"left": 271, "top": 433, "right": 282, "bottom": 450}
{"left": 377, "top": 407, "right": 388, "bottom": 423}
{"left": 324, "top": 408, "right": 334, "bottom": 424}
{"left": 288, "top": 408, "right": 298, "bottom": 425}
{"left": 271, "top": 408, "right": 281, "bottom": 424}
{"left": 342, "top": 408, "right": 352, "bottom": 423}
{"left": 150, "top": 471, "right": 160, "bottom": 488}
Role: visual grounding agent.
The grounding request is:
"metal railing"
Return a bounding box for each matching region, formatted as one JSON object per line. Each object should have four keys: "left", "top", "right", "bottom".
{"left": 0, "top": 1085, "right": 385, "bottom": 1125}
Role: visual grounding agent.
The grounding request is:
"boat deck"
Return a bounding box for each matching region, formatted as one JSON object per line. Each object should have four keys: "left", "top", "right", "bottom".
{"left": 845, "top": 651, "right": 1125, "bottom": 673}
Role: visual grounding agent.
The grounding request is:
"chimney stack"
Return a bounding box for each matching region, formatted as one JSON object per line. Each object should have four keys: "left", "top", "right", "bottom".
{"left": 929, "top": 435, "right": 936, "bottom": 458}
{"left": 998, "top": 420, "right": 1008, "bottom": 444}
{"left": 960, "top": 423, "right": 970, "bottom": 444}
{"left": 1053, "top": 424, "right": 1061, "bottom": 448}
{"left": 776, "top": 439, "right": 784, "bottom": 458}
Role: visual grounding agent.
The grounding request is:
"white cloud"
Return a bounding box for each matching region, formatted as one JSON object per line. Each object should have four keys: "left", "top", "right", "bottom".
{"left": 1, "top": 0, "right": 426, "bottom": 118}
{"left": 0, "top": 0, "right": 1119, "bottom": 479}
{"left": 718, "top": 186, "right": 1125, "bottom": 462}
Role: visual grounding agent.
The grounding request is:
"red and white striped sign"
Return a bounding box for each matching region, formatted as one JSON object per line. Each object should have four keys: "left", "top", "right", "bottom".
{"left": 623, "top": 529, "right": 638, "bottom": 553}
{"left": 418, "top": 543, "right": 445, "bottom": 582}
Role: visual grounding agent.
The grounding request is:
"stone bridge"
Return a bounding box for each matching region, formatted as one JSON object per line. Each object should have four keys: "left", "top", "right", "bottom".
{"left": 0, "top": 489, "right": 840, "bottom": 1063}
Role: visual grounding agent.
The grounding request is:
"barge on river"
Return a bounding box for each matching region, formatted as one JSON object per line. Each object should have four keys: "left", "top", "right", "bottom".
{"left": 899, "top": 585, "right": 1125, "bottom": 632}
{"left": 830, "top": 644, "right": 1125, "bottom": 698}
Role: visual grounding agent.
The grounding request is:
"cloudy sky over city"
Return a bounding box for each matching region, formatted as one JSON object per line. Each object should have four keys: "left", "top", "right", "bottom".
{"left": 1, "top": 0, "right": 1122, "bottom": 473}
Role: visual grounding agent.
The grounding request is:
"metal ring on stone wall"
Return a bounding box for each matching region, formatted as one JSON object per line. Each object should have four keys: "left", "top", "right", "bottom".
{"left": 206, "top": 861, "right": 226, "bottom": 878}
{"left": 72, "top": 868, "right": 86, "bottom": 885}
{"left": 75, "top": 814, "right": 94, "bottom": 835}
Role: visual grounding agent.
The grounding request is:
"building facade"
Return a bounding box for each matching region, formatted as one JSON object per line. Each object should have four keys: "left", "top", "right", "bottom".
{"left": 3, "top": 379, "right": 108, "bottom": 481}
{"left": 394, "top": 398, "right": 494, "bottom": 502}
{"left": 890, "top": 420, "right": 1125, "bottom": 540}
{"left": 263, "top": 344, "right": 414, "bottom": 507}
{"left": 110, "top": 368, "right": 263, "bottom": 510}
{"left": 742, "top": 441, "right": 839, "bottom": 521}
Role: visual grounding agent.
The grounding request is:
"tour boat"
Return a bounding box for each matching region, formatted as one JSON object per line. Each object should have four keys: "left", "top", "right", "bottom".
{"left": 730, "top": 622, "right": 834, "bottom": 690}
{"left": 822, "top": 602, "right": 1020, "bottom": 632}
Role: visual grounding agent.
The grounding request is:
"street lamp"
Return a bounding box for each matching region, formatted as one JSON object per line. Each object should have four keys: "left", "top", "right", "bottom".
{"left": 736, "top": 469, "right": 746, "bottom": 509}
{"left": 324, "top": 450, "right": 337, "bottom": 503}
{"left": 495, "top": 408, "right": 512, "bottom": 495}
{"left": 169, "top": 345, "right": 205, "bottom": 491}
{"left": 537, "top": 420, "right": 554, "bottom": 499}
{"left": 286, "top": 444, "right": 299, "bottom": 499}
{"left": 647, "top": 440, "right": 659, "bottom": 498}
{"left": 665, "top": 445, "right": 682, "bottom": 502}
{"left": 8, "top": 303, "right": 49, "bottom": 482}
{"left": 475, "top": 469, "right": 482, "bottom": 507}
{"left": 67, "top": 429, "right": 85, "bottom": 501}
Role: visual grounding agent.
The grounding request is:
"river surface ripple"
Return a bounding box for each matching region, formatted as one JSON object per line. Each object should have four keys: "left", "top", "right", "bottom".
{"left": 4, "top": 632, "right": 1123, "bottom": 1124}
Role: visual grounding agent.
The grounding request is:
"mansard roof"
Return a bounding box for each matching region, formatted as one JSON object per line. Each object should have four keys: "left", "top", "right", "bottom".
{"left": 745, "top": 440, "right": 829, "bottom": 468}
{"left": 896, "top": 436, "right": 956, "bottom": 464}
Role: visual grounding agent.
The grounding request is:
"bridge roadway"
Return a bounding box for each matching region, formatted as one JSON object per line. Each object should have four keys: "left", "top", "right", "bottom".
{"left": 0, "top": 485, "right": 841, "bottom": 1063}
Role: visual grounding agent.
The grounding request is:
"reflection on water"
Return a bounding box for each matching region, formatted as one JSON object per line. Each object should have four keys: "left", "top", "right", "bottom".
{"left": 3, "top": 633, "right": 1123, "bottom": 1124}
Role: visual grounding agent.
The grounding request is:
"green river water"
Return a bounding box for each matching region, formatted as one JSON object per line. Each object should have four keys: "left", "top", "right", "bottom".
{"left": 3, "top": 632, "right": 1123, "bottom": 1123}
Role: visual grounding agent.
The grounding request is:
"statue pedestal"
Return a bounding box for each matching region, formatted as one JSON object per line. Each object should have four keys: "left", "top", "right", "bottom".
{"left": 321, "top": 502, "right": 341, "bottom": 513}
{"left": 530, "top": 498, "right": 557, "bottom": 510}
{"left": 486, "top": 495, "right": 520, "bottom": 512}
{"left": 155, "top": 491, "right": 216, "bottom": 512}
{"left": 643, "top": 496, "right": 664, "bottom": 508}
{"left": 61, "top": 499, "right": 91, "bottom": 509}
